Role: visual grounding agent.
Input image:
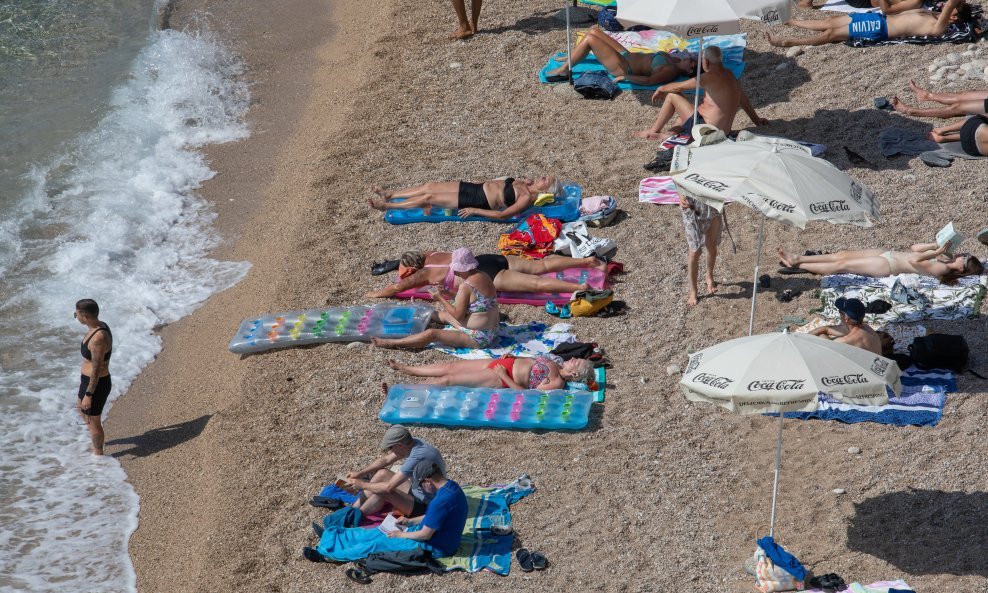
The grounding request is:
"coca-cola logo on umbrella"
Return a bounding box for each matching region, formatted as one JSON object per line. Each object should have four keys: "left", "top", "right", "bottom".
{"left": 765, "top": 198, "right": 795, "bottom": 214}
{"left": 747, "top": 379, "right": 807, "bottom": 391}
{"left": 692, "top": 373, "right": 734, "bottom": 389}
{"left": 820, "top": 373, "right": 868, "bottom": 387}
{"left": 685, "top": 353, "right": 703, "bottom": 374}
{"left": 684, "top": 173, "right": 729, "bottom": 192}
{"left": 686, "top": 25, "right": 720, "bottom": 36}
{"left": 808, "top": 200, "right": 850, "bottom": 214}
{"left": 762, "top": 9, "right": 781, "bottom": 23}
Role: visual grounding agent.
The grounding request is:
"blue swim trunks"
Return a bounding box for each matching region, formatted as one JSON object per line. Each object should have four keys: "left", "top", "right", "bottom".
{"left": 848, "top": 12, "right": 888, "bottom": 42}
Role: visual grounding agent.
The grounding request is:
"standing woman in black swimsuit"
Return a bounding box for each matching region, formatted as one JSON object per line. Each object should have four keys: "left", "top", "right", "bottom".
{"left": 75, "top": 299, "right": 112, "bottom": 456}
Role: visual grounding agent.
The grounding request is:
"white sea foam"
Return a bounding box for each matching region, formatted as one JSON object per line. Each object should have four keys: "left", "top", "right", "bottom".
{"left": 0, "top": 28, "right": 250, "bottom": 593}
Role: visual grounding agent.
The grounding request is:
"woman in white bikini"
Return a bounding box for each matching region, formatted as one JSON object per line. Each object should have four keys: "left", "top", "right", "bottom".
{"left": 778, "top": 243, "right": 983, "bottom": 285}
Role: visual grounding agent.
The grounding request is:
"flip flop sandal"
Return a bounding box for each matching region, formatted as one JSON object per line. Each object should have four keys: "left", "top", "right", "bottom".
{"left": 516, "top": 548, "right": 534, "bottom": 572}
{"left": 311, "top": 521, "right": 325, "bottom": 538}
{"left": 777, "top": 266, "right": 809, "bottom": 275}
{"left": 544, "top": 301, "right": 561, "bottom": 316}
{"left": 874, "top": 97, "right": 892, "bottom": 110}
{"left": 544, "top": 73, "right": 570, "bottom": 83}
{"left": 309, "top": 496, "right": 344, "bottom": 509}
{"left": 977, "top": 227, "right": 988, "bottom": 246}
{"left": 371, "top": 260, "right": 399, "bottom": 276}
{"left": 531, "top": 551, "right": 549, "bottom": 570}
{"left": 302, "top": 546, "right": 327, "bottom": 563}
{"left": 345, "top": 568, "right": 373, "bottom": 585}
{"left": 807, "top": 573, "right": 847, "bottom": 593}
{"left": 920, "top": 152, "right": 952, "bottom": 167}
{"left": 776, "top": 289, "right": 802, "bottom": 303}
{"left": 558, "top": 305, "right": 572, "bottom": 319}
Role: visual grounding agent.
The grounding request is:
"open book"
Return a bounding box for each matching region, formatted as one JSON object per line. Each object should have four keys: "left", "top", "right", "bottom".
{"left": 936, "top": 222, "right": 965, "bottom": 252}
{"left": 334, "top": 478, "right": 358, "bottom": 494}
{"left": 377, "top": 513, "right": 407, "bottom": 535}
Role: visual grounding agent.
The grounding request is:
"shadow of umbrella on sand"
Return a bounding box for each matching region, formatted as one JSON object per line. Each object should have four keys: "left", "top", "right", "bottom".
{"left": 679, "top": 331, "right": 901, "bottom": 539}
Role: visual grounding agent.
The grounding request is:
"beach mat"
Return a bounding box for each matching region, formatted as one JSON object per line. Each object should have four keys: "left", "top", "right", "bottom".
{"left": 539, "top": 32, "right": 746, "bottom": 91}
{"left": 395, "top": 267, "right": 609, "bottom": 306}
{"left": 227, "top": 303, "right": 433, "bottom": 354}
{"left": 773, "top": 367, "right": 953, "bottom": 427}
{"left": 431, "top": 321, "right": 576, "bottom": 359}
{"left": 384, "top": 184, "right": 582, "bottom": 225}
{"left": 818, "top": 273, "right": 987, "bottom": 324}
{"left": 380, "top": 384, "right": 594, "bottom": 430}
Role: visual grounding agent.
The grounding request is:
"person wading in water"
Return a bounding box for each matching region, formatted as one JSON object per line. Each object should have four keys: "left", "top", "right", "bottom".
{"left": 75, "top": 299, "right": 112, "bottom": 455}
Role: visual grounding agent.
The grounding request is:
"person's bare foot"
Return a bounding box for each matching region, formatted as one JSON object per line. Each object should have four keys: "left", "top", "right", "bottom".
{"left": 371, "top": 337, "right": 392, "bottom": 348}
{"left": 369, "top": 197, "right": 386, "bottom": 211}
{"left": 909, "top": 79, "right": 930, "bottom": 103}
{"left": 371, "top": 184, "right": 391, "bottom": 199}
{"left": 632, "top": 129, "right": 674, "bottom": 141}
{"left": 706, "top": 279, "right": 718, "bottom": 295}
{"left": 687, "top": 291, "right": 699, "bottom": 306}
{"left": 577, "top": 283, "right": 591, "bottom": 290}
{"left": 386, "top": 359, "right": 401, "bottom": 370}
{"left": 889, "top": 96, "right": 911, "bottom": 114}
{"left": 777, "top": 246, "right": 798, "bottom": 268}
{"left": 450, "top": 26, "right": 473, "bottom": 40}
{"left": 587, "top": 257, "right": 607, "bottom": 272}
{"left": 765, "top": 31, "right": 785, "bottom": 47}
{"left": 796, "top": 0, "right": 815, "bottom": 7}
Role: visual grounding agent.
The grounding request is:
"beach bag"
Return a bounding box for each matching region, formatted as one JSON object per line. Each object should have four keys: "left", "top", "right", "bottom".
{"left": 554, "top": 221, "right": 617, "bottom": 259}
{"left": 569, "top": 289, "right": 613, "bottom": 317}
{"left": 359, "top": 548, "right": 444, "bottom": 576}
{"left": 752, "top": 536, "right": 806, "bottom": 592}
{"left": 909, "top": 334, "right": 969, "bottom": 372}
{"left": 597, "top": 7, "right": 624, "bottom": 31}
{"left": 579, "top": 196, "right": 618, "bottom": 227}
{"left": 574, "top": 71, "right": 617, "bottom": 100}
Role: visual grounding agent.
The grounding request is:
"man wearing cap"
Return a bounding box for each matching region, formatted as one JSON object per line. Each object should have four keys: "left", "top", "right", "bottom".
{"left": 810, "top": 297, "right": 882, "bottom": 355}
{"left": 345, "top": 425, "right": 447, "bottom": 519}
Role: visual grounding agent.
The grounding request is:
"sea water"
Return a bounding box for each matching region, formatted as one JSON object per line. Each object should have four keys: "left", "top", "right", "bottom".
{"left": 0, "top": 2, "right": 251, "bottom": 591}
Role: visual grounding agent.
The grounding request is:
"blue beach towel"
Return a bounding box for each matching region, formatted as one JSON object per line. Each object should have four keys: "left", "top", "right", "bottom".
{"left": 384, "top": 184, "right": 582, "bottom": 225}
{"left": 772, "top": 368, "right": 954, "bottom": 427}
{"left": 539, "top": 32, "right": 747, "bottom": 91}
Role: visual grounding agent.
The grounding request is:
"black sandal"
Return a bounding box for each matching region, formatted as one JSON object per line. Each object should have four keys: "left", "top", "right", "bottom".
{"left": 544, "top": 73, "right": 570, "bottom": 83}
{"left": 311, "top": 521, "right": 325, "bottom": 538}
{"left": 516, "top": 548, "right": 534, "bottom": 572}
{"left": 807, "top": 573, "right": 847, "bottom": 593}
{"left": 371, "top": 260, "right": 400, "bottom": 276}
{"left": 345, "top": 567, "right": 373, "bottom": 584}
{"left": 309, "top": 496, "right": 343, "bottom": 509}
{"left": 777, "top": 266, "right": 809, "bottom": 275}
{"left": 531, "top": 551, "right": 549, "bottom": 570}
{"left": 302, "top": 546, "right": 326, "bottom": 563}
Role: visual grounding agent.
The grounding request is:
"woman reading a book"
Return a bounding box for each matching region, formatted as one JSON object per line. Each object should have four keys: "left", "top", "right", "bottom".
{"left": 777, "top": 243, "right": 983, "bottom": 285}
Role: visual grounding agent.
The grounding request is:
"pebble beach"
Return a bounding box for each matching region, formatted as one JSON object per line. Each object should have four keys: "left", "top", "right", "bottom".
{"left": 103, "top": 0, "right": 988, "bottom": 591}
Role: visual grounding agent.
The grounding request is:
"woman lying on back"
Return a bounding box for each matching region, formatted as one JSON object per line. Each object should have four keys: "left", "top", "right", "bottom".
{"left": 387, "top": 356, "right": 595, "bottom": 391}
{"left": 778, "top": 243, "right": 983, "bottom": 284}
{"left": 366, "top": 251, "right": 606, "bottom": 299}
{"left": 369, "top": 176, "right": 564, "bottom": 220}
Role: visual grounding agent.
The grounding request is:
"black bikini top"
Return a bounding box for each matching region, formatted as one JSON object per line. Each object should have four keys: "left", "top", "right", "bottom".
{"left": 81, "top": 325, "right": 113, "bottom": 362}
{"left": 503, "top": 178, "right": 516, "bottom": 206}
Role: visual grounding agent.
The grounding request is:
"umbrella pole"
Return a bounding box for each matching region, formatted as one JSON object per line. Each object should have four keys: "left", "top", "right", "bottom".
{"left": 693, "top": 36, "right": 702, "bottom": 116}
{"left": 565, "top": 3, "right": 573, "bottom": 84}
{"left": 769, "top": 412, "right": 784, "bottom": 538}
{"left": 747, "top": 213, "right": 765, "bottom": 337}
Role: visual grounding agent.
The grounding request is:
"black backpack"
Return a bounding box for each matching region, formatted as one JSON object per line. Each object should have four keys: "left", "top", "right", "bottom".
{"left": 359, "top": 548, "right": 445, "bottom": 576}
{"left": 909, "top": 334, "right": 969, "bottom": 372}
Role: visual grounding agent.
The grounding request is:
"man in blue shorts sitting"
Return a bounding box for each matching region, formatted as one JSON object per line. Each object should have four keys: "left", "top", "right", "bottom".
{"left": 767, "top": 0, "right": 970, "bottom": 47}
{"left": 304, "top": 460, "right": 469, "bottom": 565}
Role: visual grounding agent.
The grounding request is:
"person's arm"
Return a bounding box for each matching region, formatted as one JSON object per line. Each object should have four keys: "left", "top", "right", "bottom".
{"left": 909, "top": 242, "right": 939, "bottom": 253}
{"left": 881, "top": 0, "right": 923, "bottom": 14}
{"left": 810, "top": 324, "right": 845, "bottom": 338}
{"left": 347, "top": 451, "right": 400, "bottom": 481}
{"left": 460, "top": 189, "right": 533, "bottom": 220}
{"left": 366, "top": 270, "right": 429, "bottom": 298}
{"left": 932, "top": 0, "right": 963, "bottom": 36}
{"left": 491, "top": 365, "right": 526, "bottom": 390}
{"left": 388, "top": 524, "right": 436, "bottom": 541}
{"left": 911, "top": 243, "right": 949, "bottom": 262}
{"left": 353, "top": 468, "right": 409, "bottom": 496}
{"left": 739, "top": 90, "right": 770, "bottom": 126}
{"left": 396, "top": 515, "right": 424, "bottom": 526}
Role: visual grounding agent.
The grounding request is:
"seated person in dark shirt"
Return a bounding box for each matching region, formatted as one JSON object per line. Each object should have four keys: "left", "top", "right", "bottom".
{"left": 304, "top": 461, "right": 468, "bottom": 563}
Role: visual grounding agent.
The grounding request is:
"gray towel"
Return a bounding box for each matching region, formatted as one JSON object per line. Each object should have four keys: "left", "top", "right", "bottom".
{"left": 878, "top": 128, "right": 939, "bottom": 157}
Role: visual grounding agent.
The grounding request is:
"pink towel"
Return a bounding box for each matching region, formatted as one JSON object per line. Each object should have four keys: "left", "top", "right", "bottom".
{"left": 580, "top": 195, "right": 612, "bottom": 215}
{"left": 638, "top": 177, "right": 681, "bottom": 204}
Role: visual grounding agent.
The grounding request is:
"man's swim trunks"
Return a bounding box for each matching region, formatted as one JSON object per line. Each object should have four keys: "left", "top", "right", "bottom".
{"left": 680, "top": 112, "right": 705, "bottom": 137}
{"left": 848, "top": 12, "right": 888, "bottom": 42}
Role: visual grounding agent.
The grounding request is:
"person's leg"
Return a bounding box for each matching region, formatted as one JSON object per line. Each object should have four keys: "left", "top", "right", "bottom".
{"left": 789, "top": 256, "right": 890, "bottom": 277}
{"left": 890, "top": 97, "right": 970, "bottom": 118}
{"left": 369, "top": 192, "right": 459, "bottom": 211}
{"left": 686, "top": 247, "right": 702, "bottom": 306}
{"left": 494, "top": 271, "right": 588, "bottom": 293}
{"left": 778, "top": 247, "right": 884, "bottom": 267}
{"left": 508, "top": 254, "right": 605, "bottom": 273}
{"left": 372, "top": 328, "right": 477, "bottom": 350}
{"left": 910, "top": 80, "right": 988, "bottom": 105}
{"left": 387, "top": 359, "right": 488, "bottom": 377}
{"left": 549, "top": 29, "right": 628, "bottom": 76}
{"left": 785, "top": 15, "right": 849, "bottom": 31}
{"left": 704, "top": 215, "right": 721, "bottom": 296}
{"left": 766, "top": 26, "right": 846, "bottom": 47}
{"left": 354, "top": 469, "right": 396, "bottom": 514}
{"left": 429, "top": 369, "right": 503, "bottom": 388}
{"left": 383, "top": 181, "right": 461, "bottom": 199}
{"left": 450, "top": 0, "right": 472, "bottom": 39}
{"left": 469, "top": 0, "right": 482, "bottom": 34}
{"left": 633, "top": 93, "right": 694, "bottom": 140}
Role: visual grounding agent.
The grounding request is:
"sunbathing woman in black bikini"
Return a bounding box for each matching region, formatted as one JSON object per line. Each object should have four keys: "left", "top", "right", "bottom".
{"left": 366, "top": 250, "right": 607, "bottom": 299}
{"left": 370, "top": 176, "right": 563, "bottom": 220}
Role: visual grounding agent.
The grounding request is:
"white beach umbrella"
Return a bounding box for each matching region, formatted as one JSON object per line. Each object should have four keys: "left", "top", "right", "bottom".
{"left": 671, "top": 136, "right": 881, "bottom": 335}
{"left": 615, "top": 0, "right": 789, "bottom": 112}
{"left": 680, "top": 331, "right": 902, "bottom": 537}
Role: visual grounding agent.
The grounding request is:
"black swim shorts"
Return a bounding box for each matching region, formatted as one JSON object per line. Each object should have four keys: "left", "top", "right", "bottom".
{"left": 475, "top": 254, "right": 510, "bottom": 280}
{"left": 960, "top": 115, "right": 988, "bottom": 157}
{"left": 457, "top": 181, "right": 491, "bottom": 210}
{"left": 78, "top": 374, "right": 111, "bottom": 416}
{"left": 410, "top": 496, "right": 428, "bottom": 518}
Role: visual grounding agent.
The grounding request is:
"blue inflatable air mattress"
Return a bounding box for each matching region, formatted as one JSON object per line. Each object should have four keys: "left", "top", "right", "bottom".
{"left": 384, "top": 184, "right": 582, "bottom": 225}
{"left": 379, "top": 384, "right": 594, "bottom": 430}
